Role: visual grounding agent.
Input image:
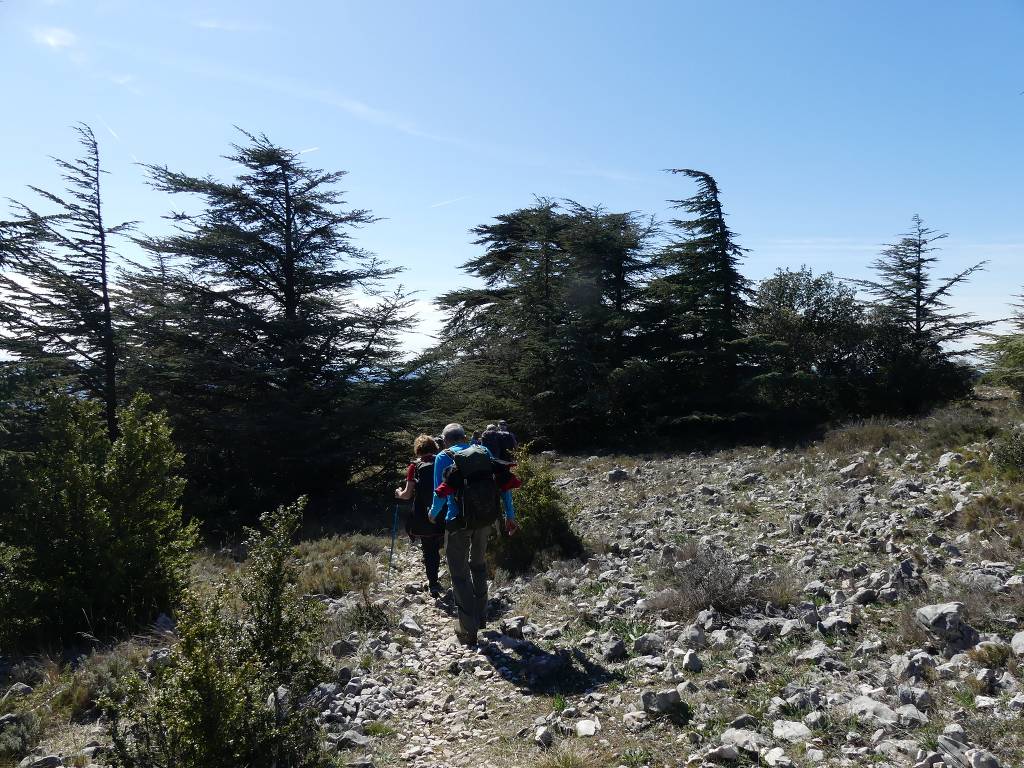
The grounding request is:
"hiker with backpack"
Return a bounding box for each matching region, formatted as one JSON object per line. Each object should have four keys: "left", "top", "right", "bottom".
{"left": 497, "top": 419, "right": 517, "bottom": 449}
{"left": 394, "top": 434, "right": 447, "bottom": 597}
{"left": 429, "top": 422, "right": 520, "bottom": 645}
{"left": 481, "top": 421, "right": 516, "bottom": 465}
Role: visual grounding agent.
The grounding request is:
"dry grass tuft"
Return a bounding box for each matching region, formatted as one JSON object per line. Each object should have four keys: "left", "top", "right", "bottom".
{"left": 821, "top": 403, "right": 1003, "bottom": 458}
{"left": 660, "top": 545, "right": 798, "bottom": 620}
{"left": 293, "top": 535, "right": 384, "bottom": 597}
{"left": 0, "top": 639, "right": 158, "bottom": 764}
{"left": 533, "top": 745, "right": 603, "bottom": 768}
{"left": 956, "top": 492, "right": 1024, "bottom": 553}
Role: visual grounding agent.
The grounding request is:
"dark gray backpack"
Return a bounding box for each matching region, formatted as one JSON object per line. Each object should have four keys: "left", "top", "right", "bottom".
{"left": 444, "top": 445, "right": 501, "bottom": 529}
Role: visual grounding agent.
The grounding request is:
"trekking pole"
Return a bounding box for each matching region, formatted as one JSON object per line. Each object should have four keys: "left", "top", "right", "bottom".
{"left": 386, "top": 503, "right": 399, "bottom": 586}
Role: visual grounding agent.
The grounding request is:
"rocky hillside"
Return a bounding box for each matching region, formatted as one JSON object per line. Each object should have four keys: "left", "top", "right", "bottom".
{"left": 4, "top": 396, "right": 1024, "bottom": 768}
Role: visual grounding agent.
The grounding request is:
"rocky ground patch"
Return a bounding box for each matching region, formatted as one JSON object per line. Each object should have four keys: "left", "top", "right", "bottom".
{"left": 4, "top": 396, "right": 1024, "bottom": 768}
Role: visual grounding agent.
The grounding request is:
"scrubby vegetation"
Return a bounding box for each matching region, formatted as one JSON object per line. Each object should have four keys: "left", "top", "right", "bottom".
{"left": 293, "top": 534, "right": 383, "bottom": 597}
{"left": 3, "top": 113, "right": 1024, "bottom": 768}
{"left": 490, "top": 449, "right": 585, "bottom": 574}
{"left": 104, "top": 499, "right": 332, "bottom": 768}
{"left": 993, "top": 425, "right": 1024, "bottom": 476}
{"left": 659, "top": 542, "right": 798, "bottom": 620}
{"left": 0, "top": 394, "right": 196, "bottom": 651}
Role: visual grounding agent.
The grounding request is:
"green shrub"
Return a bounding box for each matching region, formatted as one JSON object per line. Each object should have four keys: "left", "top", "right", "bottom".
{"left": 0, "top": 710, "right": 41, "bottom": 761}
{"left": 50, "top": 645, "right": 151, "bottom": 721}
{"left": 0, "top": 394, "right": 197, "bottom": 651}
{"left": 489, "top": 448, "right": 584, "bottom": 574}
{"left": 105, "top": 498, "right": 332, "bottom": 768}
{"left": 993, "top": 426, "right": 1024, "bottom": 475}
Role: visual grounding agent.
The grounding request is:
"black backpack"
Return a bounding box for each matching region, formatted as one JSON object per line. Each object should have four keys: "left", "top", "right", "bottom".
{"left": 443, "top": 445, "right": 501, "bottom": 530}
{"left": 407, "top": 457, "right": 444, "bottom": 537}
{"left": 481, "top": 430, "right": 514, "bottom": 464}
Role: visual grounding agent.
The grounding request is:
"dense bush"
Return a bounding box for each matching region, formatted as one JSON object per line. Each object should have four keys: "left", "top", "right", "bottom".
{"left": 106, "top": 498, "right": 332, "bottom": 768}
{"left": 0, "top": 394, "right": 196, "bottom": 651}
{"left": 489, "top": 448, "right": 584, "bottom": 573}
{"left": 993, "top": 426, "right": 1024, "bottom": 476}
{"left": 659, "top": 542, "right": 797, "bottom": 620}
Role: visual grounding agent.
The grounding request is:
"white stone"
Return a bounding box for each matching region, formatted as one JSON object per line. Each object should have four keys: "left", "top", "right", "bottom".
{"left": 1011, "top": 631, "right": 1024, "bottom": 657}
{"left": 720, "top": 728, "right": 769, "bottom": 754}
{"left": 843, "top": 695, "right": 898, "bottom": 724}
{"left": 575, "top": 718, "right": 599, "bottom": 737}
{"left": 966, "top": 748, "right": 1001, "bottom": 768}
{"left": 773, "top": 720, "right": 812, "bottom": 742}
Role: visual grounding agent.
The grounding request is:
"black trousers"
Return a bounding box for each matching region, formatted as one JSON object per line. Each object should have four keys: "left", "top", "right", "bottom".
{"left": 419, "top": 535, "right": 443, "bottom": 586}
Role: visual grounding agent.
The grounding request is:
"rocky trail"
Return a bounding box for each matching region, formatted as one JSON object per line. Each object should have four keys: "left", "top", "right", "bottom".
{"left": 311, "top": 416, "right": 1024, "bottom": 768}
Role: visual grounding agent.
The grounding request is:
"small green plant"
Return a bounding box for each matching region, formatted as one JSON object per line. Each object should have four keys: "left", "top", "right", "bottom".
{"left": 0, "top": 709, "right": 41, "bottom": 761}
{"left": 620, "top": 746, "right": 655, "bottom": 767}
{"left": 363, "top": 722, "right": 395, "bottom": 738}
{"left": 606, "top": 616, "right": 653, "bottom": 646}
{"left": 344, "top": 602, "right": 395, "bottom": 633}
{"left": 552, "top": 694, "right": 568, "bottom": 712}
{"left": 951, "top": 686, "right": 977, "bottom": 710}
{"left": 993, "top": 427, "right": 1024, "bottom": 476}
{"left": 104, "top": 497, "right": 333, "bottom": 768}
{"left": 968, "top": 643, "right": 1011, "bottom": 669}
{"left": 489, "top": 448, "right": 585, "bottom": 574}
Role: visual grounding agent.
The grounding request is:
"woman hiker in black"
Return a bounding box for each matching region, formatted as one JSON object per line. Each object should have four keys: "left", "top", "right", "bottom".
{"left": 394, "top": 434, "right": 446, "bottom": 597}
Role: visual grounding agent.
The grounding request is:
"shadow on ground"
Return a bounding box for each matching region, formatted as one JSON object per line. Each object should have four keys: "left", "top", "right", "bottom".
{"left": 478, "top": 635, "right": 625, "bottom": 695}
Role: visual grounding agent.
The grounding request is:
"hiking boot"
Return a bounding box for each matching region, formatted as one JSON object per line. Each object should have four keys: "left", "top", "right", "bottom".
{"left": 428, "top": 581, "right": 443, "bottom": 599}
{"left": 454, "top": 630, "right": 478, "bottom": 647}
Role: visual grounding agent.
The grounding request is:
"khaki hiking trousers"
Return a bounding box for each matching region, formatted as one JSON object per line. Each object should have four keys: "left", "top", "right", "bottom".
{"left": 445, "top": 525, "right": 490, "bottom": 636}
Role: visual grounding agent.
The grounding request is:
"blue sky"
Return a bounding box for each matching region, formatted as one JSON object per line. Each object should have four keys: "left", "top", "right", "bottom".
{"left": 3, "top": 1, "right": 1023, "bottom": 347}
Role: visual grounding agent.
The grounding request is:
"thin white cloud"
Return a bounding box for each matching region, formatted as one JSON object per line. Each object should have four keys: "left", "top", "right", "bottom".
{"left": 97, "top": 116, "right": 120, "bottom": 141}
{"left": 107, "top": 73, "right": 143, "bottom": 95}
{"left": 297, "top": 146, "right": 320, "bottom": 155}
{"left": 144, "top": 53, "right": 449, "bottom": 142}
{"left": 32, "top": 27, "right": 76, "bottom": 49}
{"left": 428, "top": 195, "right": 470, "bottom": 209}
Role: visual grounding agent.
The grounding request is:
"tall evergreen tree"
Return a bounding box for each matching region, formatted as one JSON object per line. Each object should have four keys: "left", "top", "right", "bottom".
{"left": 859, "top": 216, "right": 988, "bottom": 354}
{"left": 857, "top": 215, "right": 990, "bottom": 411}
{"left": 554, "top": 204, "right": 657, "bottom": 434}
{"left": 982, "top": 293, "right": 1024, "bottom": 397}
{"left": 433, "top": 200, "right": 571, "bottom": 434}
{"left": 134, "top": 131, "right": 415, "bottom": 527}
{"left": 561, "top": 203, "right": 656, "bottom": 364}
{"left": 645, "top": 169, "right": 752, "bottom": 420}
{"left": 429, "top": 200, "right": 660, "bottom": 442}
{"left": 0, "top": 125, "right": 133, "bottom": 439}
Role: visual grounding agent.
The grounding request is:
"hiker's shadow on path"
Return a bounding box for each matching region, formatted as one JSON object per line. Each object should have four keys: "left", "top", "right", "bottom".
{"left": 480, "top": 635, "right": 625, "bottom": 696}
